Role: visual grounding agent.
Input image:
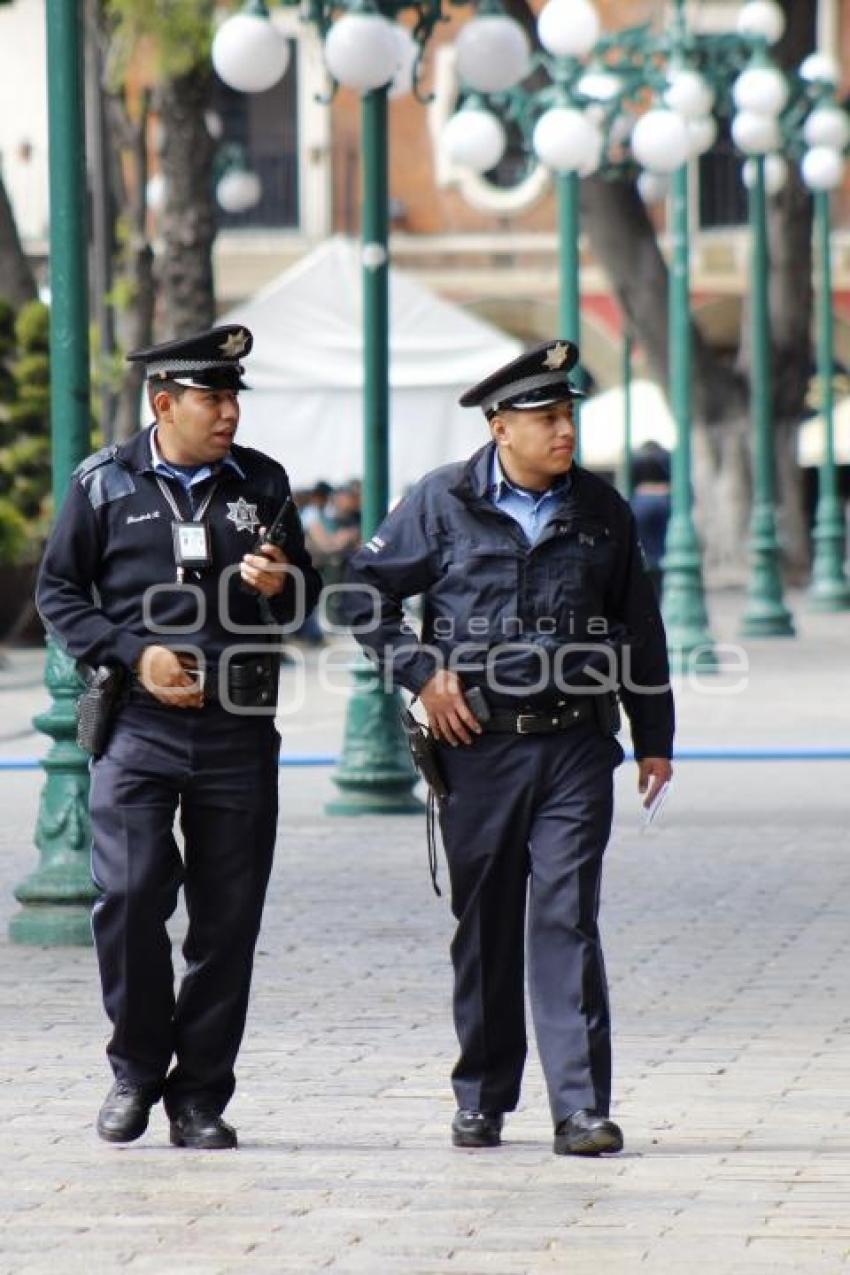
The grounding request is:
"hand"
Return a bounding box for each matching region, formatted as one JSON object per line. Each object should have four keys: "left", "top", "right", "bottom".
{"left": 638, "top": 757, "right": 673, "bottom": 808}
{"left": 419, "top": 670, "right": 483, "bottom": 747}
{"left": 240, "top": 530, "right": 290, "bottom": 597}
{"left": 137, "top": 645, "right": 204, "bottom": 709}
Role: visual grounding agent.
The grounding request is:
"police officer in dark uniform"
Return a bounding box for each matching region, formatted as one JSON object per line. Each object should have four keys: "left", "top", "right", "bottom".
{"left": 344, "top": 340, "right": 674, "bottom": 1156}
{"left": 37, "top": 326, "right": 321, "bottom": 1149}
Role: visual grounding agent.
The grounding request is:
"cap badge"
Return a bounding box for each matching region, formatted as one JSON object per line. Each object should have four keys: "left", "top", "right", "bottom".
{"left": 543, "top": 342, "right": 571, "bottom": 370}
{"left": 226, "top": 497, "right": 260, "bottom": 534}
{"left": 220, "top": 329, "right": 249, "bottom": 358}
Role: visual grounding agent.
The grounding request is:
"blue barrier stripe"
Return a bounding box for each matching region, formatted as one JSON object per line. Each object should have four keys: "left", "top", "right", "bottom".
{"left": 0, "top": 748, "right": 848, "bottom": 772}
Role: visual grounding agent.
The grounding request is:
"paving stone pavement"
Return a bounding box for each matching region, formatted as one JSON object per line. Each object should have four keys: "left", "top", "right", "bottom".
{"left": 0, "top": 591, "right": 849, "bottom": 1275}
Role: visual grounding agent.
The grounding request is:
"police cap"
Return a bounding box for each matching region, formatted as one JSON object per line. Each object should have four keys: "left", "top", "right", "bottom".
{"left": 127, "top": 324, "right": 253, "bottom": 392}
{"left": 460, "top": 340, "right": 584, "bottom": 416}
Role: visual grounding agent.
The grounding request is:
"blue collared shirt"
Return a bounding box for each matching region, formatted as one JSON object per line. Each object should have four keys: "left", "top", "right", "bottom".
{"left": 487, "top": 450, "right": 571, "bottom": 544}
{"left": 150, "top": 428, "right": 245, "bottom": 492}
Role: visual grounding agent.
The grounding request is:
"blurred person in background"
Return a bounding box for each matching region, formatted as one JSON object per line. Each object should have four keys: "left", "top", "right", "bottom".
{"left": 629, "top": 441, "right": 671, "bottom": 598}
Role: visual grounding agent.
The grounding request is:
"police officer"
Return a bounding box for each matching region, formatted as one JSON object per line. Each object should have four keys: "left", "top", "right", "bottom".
{"left": 37, "top": 326, "right": 321, "bottom": 1149}
{"left": 344, "top": 340, "right": 674, "bottom": 1156}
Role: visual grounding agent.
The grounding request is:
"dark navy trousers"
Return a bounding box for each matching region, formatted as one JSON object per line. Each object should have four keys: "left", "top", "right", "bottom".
{"left": 88, "top": 700, "right": 280, "bottom": 1117}
{"left": 437, "top": 725, "right": 622, "bottom": 1125}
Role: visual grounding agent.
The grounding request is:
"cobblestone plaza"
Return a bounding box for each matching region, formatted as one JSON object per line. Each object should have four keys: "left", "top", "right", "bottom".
{"left": 1, "top": 592, "right": 848, "bottom": 1274}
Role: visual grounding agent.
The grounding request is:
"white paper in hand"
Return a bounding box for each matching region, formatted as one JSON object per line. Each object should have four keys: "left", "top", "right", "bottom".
{"left": 641, "top": 780, "right": 672, "bottom": 833}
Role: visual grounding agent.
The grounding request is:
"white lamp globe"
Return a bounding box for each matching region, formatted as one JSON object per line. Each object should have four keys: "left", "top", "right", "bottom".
{"left": 732, "top": 65, "right": 789, "bottom": 117}
{"left": 731, "top": 109, "right": 780, "bottom": 155}
{"left": 537, "top": 0, "right": 600, "bottom": 60}
{"left": 532, "top": 106, "right": 602, "bottom": 174}
{"left": 799, "top": 53, "right": 839, "bottom": 87}
{"left": 217, "top": 168, "right": 262, "bottom": 213}
{"left": 212, "top": 12, "right": 290, "bottom": 94}
{"left": 664, "top": 69, "right": 714, "bottom": 119}
{"left": 801, "top": 146, "right": 844, "bottom": 192}
{"left": 455, "top": 15, "right": 530, "bottom": 93}
{"left": 637, "top": 171, "right": 670, "bottom": 204}
{"left": 631, "top": 108, "right": 691, "bottom": 173}
{"left": 145, "top": 173, "right": 166, "bottom": 212}
{"left": 742, "top": 154, "right": 788, "bottom": 194}
{"left": 803, "top": 106, "right": 850, "bottom": 152}
{"left": 576, "top": 69, "right": 622, "bottom": 103}
{"left": 736, "top": 1, "right": 786, "bottom": 45}
{"left": 442, "top": 108, "right": 507, "bottom": 173}
{"left": 686, "top": 115, "right": 718, "bottom": 158}
{"left": 388, "top": 24, "right": 418, "bottom": 99}
{"left": 324, "top": 13, "right": 399, "bottom": 91}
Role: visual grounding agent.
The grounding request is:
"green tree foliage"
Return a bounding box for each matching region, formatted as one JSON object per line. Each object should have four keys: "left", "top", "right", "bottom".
{"left": 103, "top": 0, "right": 214, "bottom": 81}
{"left": 0, "top": 300, "right": 51, "bottom": 562}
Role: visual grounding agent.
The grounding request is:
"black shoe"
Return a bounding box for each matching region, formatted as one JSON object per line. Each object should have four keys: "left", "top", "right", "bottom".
{"left": 169, "top": 1105, "right": 238, "bottom": 1150}
{"left": 554, "top": 1110, "right": 624, "bottom": 1157}
{"left": 451, "top": 1109, "right": 503, "bottom": 1148}
{"left": 96, "top": 1080, "right": 155, "bottom": 1144}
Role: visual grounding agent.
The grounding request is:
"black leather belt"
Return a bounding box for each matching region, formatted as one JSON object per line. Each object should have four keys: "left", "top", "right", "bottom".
{"left": 204, "top": 654, "right": 278, "bottom": 707}
{"left": 131, "top": 652, "right": 278, "bottom": 709}
{"left": 482, "top": 698, "right": 595, "bottom": 735}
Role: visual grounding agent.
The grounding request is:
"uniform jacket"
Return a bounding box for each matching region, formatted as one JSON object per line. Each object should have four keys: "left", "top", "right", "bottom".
{"left": 36, "top": 425, "right": 322, "bottom": 672}
{"left": 345, "top": 443, "right": 674, "bottom": 759}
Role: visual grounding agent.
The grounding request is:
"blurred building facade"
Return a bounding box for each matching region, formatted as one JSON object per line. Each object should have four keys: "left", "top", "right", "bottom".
{"left": 1, "top": 0, "right": 849, "bottom": 390}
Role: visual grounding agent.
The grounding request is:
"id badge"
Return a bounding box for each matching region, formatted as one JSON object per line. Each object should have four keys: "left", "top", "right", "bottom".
{"left": 172, "top": 520, "right": 212, "bottom": 567}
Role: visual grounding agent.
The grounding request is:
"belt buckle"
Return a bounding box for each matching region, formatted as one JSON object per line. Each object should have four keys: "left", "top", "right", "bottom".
{"left": 516, "top": 713, "right": 536, "bottom": 734}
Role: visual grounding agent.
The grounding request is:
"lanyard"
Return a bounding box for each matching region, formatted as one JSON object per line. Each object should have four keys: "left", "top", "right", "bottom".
{"left": 155, "top": 474, "right": 221, "bottom": 583}
{"left": 155, "top": 473, "right": 220, "bottom": 523}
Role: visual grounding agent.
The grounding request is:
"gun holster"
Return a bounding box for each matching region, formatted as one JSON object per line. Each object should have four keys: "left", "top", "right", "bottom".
{"left": 400, "top": 707, "right": 448, "bottom": 801}
{"left": 400, "top": 704, "right": 448, "bottom": 898}
{"left": 592, "top": 690, "right": 622, "bottom": 738}
{"left": 75, "top": 663, "right": 127, "bottom": 758}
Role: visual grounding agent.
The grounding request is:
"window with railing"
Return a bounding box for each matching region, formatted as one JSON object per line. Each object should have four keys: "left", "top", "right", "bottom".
{"left": 212, "top": 42, "right": 299, "bottom": 230}
{"left": 698, "top": 123, "right": 747, "bottom": 228}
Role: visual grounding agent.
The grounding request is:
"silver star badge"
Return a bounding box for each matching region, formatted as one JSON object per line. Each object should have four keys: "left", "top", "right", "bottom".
{"left": 543, "top": 342, "right": 571, "bottom": 370}
{"left": 220, "top": 328, "right": 248, "bottom": 358}
{"left": 226, "top": 497, "right": 260, "bottom": 534}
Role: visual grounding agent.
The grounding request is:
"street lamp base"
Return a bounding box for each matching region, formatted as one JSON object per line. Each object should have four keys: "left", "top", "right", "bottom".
{"left": 8, "top": 904, "right": 93, "bottom": 947}
{"left": 739, "top": 600, "right": 795, "bottom": 638}
{"left": 666, "top": 640, "right": 718, "bottom": 677}
{"left": 326, "top": 787, "right": 424, "bottom": 816}
{"left": 808, "top": 499, "right": 850, "bottom": 611}
{"left": 10, "top": 642, "right": 97, "bottom": 947}
{"left": 807, "top": 580, "right": 850, "bottom": 612}
{"left": 326, "top": 653, "right": 424, "bottom": 817}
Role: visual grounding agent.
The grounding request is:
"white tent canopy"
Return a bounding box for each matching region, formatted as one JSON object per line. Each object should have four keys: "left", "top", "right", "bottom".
{"left": 218, "top": 236, "right": 521, "bottom": 493}
{"left": 578, "top": 379, "right": 677, "bottom": 470}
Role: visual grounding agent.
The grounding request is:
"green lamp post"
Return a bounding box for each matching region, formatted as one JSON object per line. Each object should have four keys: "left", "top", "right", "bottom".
{"left": 807, "top": 190, "right": 850, "bottom": 609}
{"left": 9, "top": 0, "right": 95, "bottom": 945}
{"left": 738, "top": 153, "right": 795, "bottom": 636}
{"left": 660, "top": 158, "right": 717, "bottom": 672}
{"left": 720, "top": 31, "right": 849, "bottom": 623}
{"left": 795, "top": 72, "right": 850, "bottom": 609}
{"left": 327, "top": 79, "right": 423, "bottom": 815}
{"left": 557, "top": 170, "right": 583, "bottom": 461}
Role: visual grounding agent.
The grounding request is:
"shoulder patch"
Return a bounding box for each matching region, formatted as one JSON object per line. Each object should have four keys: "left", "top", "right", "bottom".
{"left": 76, "top": 448, "right": 136, "bottom": 510}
